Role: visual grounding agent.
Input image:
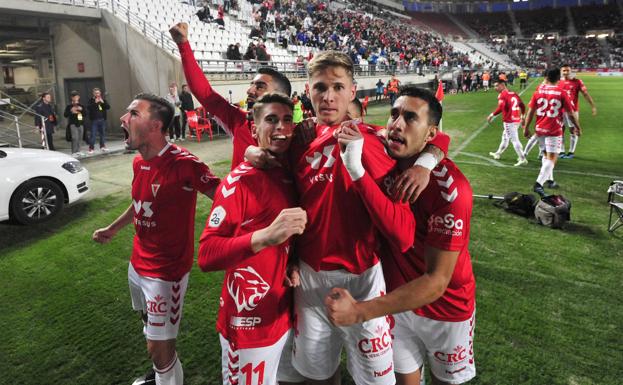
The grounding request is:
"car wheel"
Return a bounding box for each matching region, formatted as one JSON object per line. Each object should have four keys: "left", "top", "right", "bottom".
{"left": 10, "top": 178, "right": 65, "bottom": 225}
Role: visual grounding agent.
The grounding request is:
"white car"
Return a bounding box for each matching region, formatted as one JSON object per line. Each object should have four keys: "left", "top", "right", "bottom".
{"left": 0, "top": 148, "right": 90, "bottom": 224}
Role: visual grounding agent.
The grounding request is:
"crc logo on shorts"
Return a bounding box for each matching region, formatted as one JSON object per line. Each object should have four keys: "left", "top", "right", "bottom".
{"left": 434, "top": 345, "right": 468, "bottom": 366}
{"left": 358, "top": 324, "right": 392, "bottom": 358}
{"left": 147, "top": 294, "right": 167, "bottom": 316}
{"left": 428, "top": 213, "right": 463, "bottom": 237}
{"left": 226, "top": 266, "right": 270, "bottom": 313}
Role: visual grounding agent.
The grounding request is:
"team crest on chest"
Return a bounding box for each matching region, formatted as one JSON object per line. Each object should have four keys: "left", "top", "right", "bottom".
{"left": 151, "top": 183, "right": 161, "bottom": 197}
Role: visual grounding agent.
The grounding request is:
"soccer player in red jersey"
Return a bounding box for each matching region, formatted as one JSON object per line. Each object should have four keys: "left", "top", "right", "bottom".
{"left": 487, "top": 80, "right": 528, "bottom": 166}
{"left": 558, "top": 64, "right": 597, "bottom": 158}
{"left": 170, "top": 22, "right": 292, "bottom": 170}
{"left": 288, "top": 52, "right": 450, "bottom": 385}
{"left": 325, "top": 86, "right": 476, "bottom": 385}
{"left": 92, "top": 94, "right": 220, "bottom": 385}
{"left": 523, "top": 68, "right": 582, "bottom": 196}
{"left": 198, "top": 93, "right": 306, "bottom": 385}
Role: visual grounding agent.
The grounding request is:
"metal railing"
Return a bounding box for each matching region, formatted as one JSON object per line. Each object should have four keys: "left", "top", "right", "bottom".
{"left": 0, "top": 110, "right": 48, "bottom": 149}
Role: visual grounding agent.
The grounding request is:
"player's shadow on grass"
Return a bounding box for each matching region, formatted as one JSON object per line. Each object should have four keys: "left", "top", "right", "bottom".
{"left": 0, "top": 201, "right": 90, "bottom": 253}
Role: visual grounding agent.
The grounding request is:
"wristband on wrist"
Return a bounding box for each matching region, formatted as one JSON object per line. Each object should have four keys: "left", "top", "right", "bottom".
{"left": 413, "top": 152, "right": 438, "bottom": 171}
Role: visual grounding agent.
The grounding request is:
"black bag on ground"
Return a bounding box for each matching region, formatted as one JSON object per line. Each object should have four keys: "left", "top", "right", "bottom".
{"left": 495, "top": 192, "right": 537, "bottom": 217}
{"left": 534, "top": 195, "right": 571, "bottom": 229}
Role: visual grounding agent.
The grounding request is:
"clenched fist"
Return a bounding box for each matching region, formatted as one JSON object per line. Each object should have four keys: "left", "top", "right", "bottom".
{"left": 169, "top": 22, "right": 189, "bottom": 44}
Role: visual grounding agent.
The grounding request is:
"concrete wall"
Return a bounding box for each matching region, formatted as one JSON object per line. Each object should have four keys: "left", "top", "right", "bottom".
{"left": 98, "top": 11, "right": 183, "bottom": 133}
{"left": 51, "top": 20, "right": 104, "bottom": 111}
{"left": 13, "top": 67, "right": 39, "bottom": 87}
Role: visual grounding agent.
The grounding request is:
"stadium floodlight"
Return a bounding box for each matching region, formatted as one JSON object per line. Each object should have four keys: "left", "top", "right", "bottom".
{"left": 586, "top": 34, "right": 596, "bottom": 38}
{"left": 597, "top": 33, "right": 609, "bottom": 38}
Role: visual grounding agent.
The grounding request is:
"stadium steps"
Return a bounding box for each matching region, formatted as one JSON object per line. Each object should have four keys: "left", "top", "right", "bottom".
{"left": 463, "top": 41, "right": 517, "bottom": 69}
{"left": 445, "top": 13, "right": 479, "bottom": 40}
{"left": 507, "top": 10, "right": 522, "bottom": 38}
{"left": 565, "top": 7, "right": 577, "bottom": 36}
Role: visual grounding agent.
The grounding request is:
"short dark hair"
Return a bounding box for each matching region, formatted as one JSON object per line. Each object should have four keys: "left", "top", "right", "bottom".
{"left": 134, "top": 93, "right": 174, "bottom": 133}
{"left": 398, "top": 86, "right": 442, "bottom": 126}
{"left": 257, "top": 67, "right": 292, "bottom": 97}
{"left": 494, "top": 79, "right": 506, "bottom": 86}
{"left": 560, "top": 63, "right": 571, "bottom": 69}
{"left": 545, "top": 67, "right": 561, "bottom": 83}
{"left": 252, "top": 92, "right": 293, "bottom": 120}
{"left": 70, "top": 90, "right": 80, "bottom": 97}
{"left": 40, "top": 92, "right": 50, "bottom": 99}
{"left": 349, "top": 98, "right": 363, "bottom": 118}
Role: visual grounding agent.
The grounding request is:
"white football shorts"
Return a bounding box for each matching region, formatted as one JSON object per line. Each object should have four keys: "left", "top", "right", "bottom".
{"left": 128, "top": 263, "right": 189, "bottom": 341}
{"left": 292, "top": 261, "right": 394, "bottom": 385}
{"left": 563, "top": 111, "right": 579, "bottom": 128}
{"left": 537, "top": 135, "right": 562, "bottom": 155}
{"left": 220, "top": 329, "right": 304, "bottom": 385}
{"left": 393, "top": 310, "right": 476, "bottom": 384}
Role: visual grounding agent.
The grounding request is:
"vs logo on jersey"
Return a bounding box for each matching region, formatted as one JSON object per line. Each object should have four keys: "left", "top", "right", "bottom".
{"left": 305, "top": 144, "right": 336, "bottom": 170}
{"left": 226, "top": 266, "right": 270, "bottom": 313}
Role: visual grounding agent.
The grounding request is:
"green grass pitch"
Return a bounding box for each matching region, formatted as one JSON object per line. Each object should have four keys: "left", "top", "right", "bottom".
{"left": 0, "top": 75, "right": 621, "bottom": 384}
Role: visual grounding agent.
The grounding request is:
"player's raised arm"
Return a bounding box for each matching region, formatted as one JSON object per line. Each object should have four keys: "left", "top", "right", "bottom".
{"left": 170, "top": 22, "right": 245, "bottom": 135}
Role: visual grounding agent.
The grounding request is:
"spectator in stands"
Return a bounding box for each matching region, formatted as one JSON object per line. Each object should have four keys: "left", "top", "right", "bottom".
{"left": 256, "top": 42, "right": 271, "bottom": 64}
{"left": 292, "top": 92, "right": 304, "bottom": 124}
{"left": 179, "top": 84, "right": 195, "bottom": 138}
{"left": 63, "top": 90, "right": 86, "bottom": 157}
{"left": 87, "top": 88, "right": 110, "bottom": 153}
{"left": 387, "top": 74, "right": 400, "bottom": 105}
{"left": 226, "top": 43, "right": 242, "bottom": 60}
{"left": 243, "top": 42, "right": 257, "bottom": 60}
{"left": 214, "top": 5, "right": 225, "bottom": 29}
{"left": 196, "top": 5, "right": 212, "bottom": 22}
{"left": 164, "top": 82, "right": 183, "bottom": 141}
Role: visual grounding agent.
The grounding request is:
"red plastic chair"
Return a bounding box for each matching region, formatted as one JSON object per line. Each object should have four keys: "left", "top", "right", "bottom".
{"left": 186, "top": 109, "right": 213, "bottom": 142}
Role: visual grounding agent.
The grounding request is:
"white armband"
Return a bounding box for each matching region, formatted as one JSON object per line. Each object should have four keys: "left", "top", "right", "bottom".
{"left": 340, "top": 137, "right": 365, "bottom": 181}
{"left": 413, "top": 152, "right": 438, "bottom": 171}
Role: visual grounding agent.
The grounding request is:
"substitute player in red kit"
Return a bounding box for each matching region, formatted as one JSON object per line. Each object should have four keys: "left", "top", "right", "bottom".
{"left": 523, "top": 68, "right": 581, "bottom": 196}
{"left": 558, "top": 64, "right": 597, "bottom": 159}
{"left": 289, "top": 51, "right": 449, "bottom": 385}
{"left": 325, "top": 86, "right": 476, "bottom": 385}
{"left": 198, "top": 93, "right": 306, "bottom": 385}
{"left": 170, "top": 22, "right": 292, "bottom": 169}
{"left": 92, "top": 93, "right": 220, "bottom": 385}
{"left": 487, "top": 80, "right": 528, "bottom": 166}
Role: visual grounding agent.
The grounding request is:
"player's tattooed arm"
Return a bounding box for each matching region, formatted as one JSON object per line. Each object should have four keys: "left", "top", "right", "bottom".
{"left": 325, "top": 247, "right": 460, "bottom": 326}
{"left": 392, "top": 144, "right": 444, "bottom": 204}
{"left": 92, "top": 204, "right": 134, "bottom": 243}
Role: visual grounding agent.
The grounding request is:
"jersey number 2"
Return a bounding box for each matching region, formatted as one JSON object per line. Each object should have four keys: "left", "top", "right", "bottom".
{"left": 241, "top": 361, "right": 265, "bottom": 385}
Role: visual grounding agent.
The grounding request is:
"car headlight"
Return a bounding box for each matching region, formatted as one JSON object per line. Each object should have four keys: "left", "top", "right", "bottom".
{"left": 62, "top": 161, "right": 84, "bottom": 174}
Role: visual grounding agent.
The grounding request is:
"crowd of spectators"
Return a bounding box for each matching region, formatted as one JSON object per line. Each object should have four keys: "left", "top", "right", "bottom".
{"left": 457, "top": 13, "right": 515, "bottom": 38}
{"left": 571, "top": 4, "right": 622, "bottom": 34}
{"left": 245, "top": 0, "right": 473, "bottom": 70}
{"left": 606, "top": 35, "right": 623, "bottom": 68}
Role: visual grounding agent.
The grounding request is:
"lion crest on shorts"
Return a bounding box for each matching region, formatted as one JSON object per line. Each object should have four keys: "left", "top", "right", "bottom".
{"left": 226, "top": 266, "right": 270, "bottom": 313}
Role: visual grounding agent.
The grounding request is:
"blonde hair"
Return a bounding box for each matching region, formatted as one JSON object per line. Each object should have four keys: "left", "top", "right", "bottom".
{"left": 307, "top": 51, "right": 354, "bottom": 80}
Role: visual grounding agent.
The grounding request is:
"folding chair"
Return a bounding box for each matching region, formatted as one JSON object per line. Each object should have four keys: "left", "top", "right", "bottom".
{"left": 607, "top": 180, "right": 623, "bottom": 232}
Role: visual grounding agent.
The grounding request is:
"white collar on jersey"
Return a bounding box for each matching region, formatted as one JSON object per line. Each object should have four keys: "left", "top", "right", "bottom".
{"left": 157, "top": 142, "right": 172, "bottom": 157}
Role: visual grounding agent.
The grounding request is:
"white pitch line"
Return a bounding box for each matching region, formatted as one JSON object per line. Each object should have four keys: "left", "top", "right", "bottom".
{"left": 450, "top": 79, "right": 538, "bottom": 158}
{"left": 460, "top": 151, "right": 505, "bottom": 167}
{"left": 456, "top": 159, "right": 623, "bottom": 180}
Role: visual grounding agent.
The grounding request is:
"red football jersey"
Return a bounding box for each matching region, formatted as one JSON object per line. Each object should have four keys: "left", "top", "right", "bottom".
{"left": 528, "top": 84, "right": 575, "bottom": 137}
{"left": 130, "top": 143, "right": 220, "bottom": 281}
{"left": 290, "top": 123, "right": 416, "bottom": 274}
{"left": 197, "top": 162, "right": 297, "bottom": 349}
{"left": 559, "top": 78, "right": 586, "bottom": 112}
{"left": 179, "top": 41, "right": 255, "bottom": 169}
{"left": 492, "top": 89, "right": 525, "bottom": 123}
{"left": 381, "top": 159, "right": 475, "bottom": 322}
